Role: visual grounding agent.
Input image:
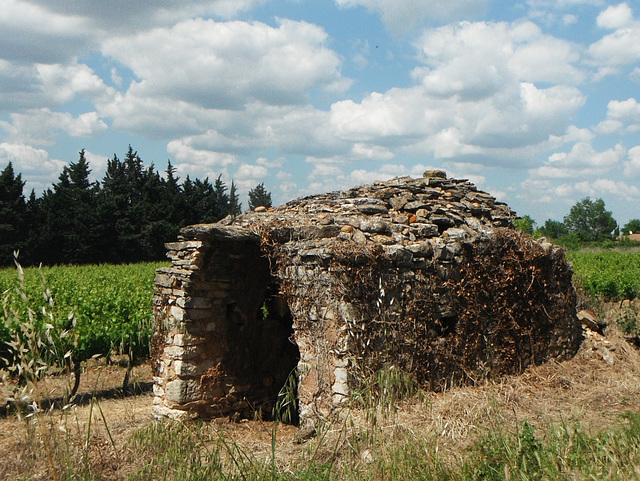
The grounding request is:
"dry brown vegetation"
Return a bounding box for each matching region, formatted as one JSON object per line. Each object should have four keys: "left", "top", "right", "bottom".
{"left": 1, "top": 302, "right": 640, "bottom": 480}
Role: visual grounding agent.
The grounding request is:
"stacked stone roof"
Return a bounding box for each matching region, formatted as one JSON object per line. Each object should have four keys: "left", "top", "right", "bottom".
{"left": 210, "top": 170, "right": 515, "bottom": 254}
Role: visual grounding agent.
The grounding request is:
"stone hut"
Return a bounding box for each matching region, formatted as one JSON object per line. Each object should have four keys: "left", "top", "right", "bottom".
{"left": 152, "top": 171, "right": 581, "bottom": 428}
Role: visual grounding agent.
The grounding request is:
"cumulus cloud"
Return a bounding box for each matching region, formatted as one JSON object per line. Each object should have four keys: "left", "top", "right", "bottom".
{"left": 335, "top": 0, "right": 489, "bottom": 32}
{"left": 0, "top": 0, "right": 270, "bottom": 72}
{"left": 0, "top": 0, "right": 93, "bottom": 64}
{"left": 589, "top": 3, "right": 640, "bottom": 73}
{"left": 233, "top": 162, "right": 270, "bottom": 191}
{"left": 520, "top": 177, "right": 640, "bottom": 213}
{"left": 530, "top": 142, "right": 625, "bottom": 178}
{"left": 624, "top": 145, "right": 640, "bottom": 178}
{"left": 0, "top": 61, "right": 110, "bottom": 110}
{"left": 596, "top": 3, "right": 634, "bottom": 29}
{"left": 595, "top": 98, "right": 640, "bottom": 134}
{"left": 167, "top": 139, "right": 237, "bottom": 180}
{"left": 82, "top": 150, "right": 110, "bottom": 183}
{"left": 0, "top": 109, "right": 107, "bottom": 145}
{"left": 0, "top": 142, "right": 66, "bottom": 192}
{"left": 329, "top": 20, "right": 586, "bottom": 167}
{"left": 11, "top": 0, "right": 267, "bottom": 32}
{"left": 101, "top": 19, "right": 348, "bottom": 110}
{"left": 415, "top": 21, "right": 584, "bottom": 90}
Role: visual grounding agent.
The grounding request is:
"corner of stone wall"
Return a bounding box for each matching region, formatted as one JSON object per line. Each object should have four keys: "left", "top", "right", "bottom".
{"left": 152, "top": 239, "right": 206, "bottom": 419}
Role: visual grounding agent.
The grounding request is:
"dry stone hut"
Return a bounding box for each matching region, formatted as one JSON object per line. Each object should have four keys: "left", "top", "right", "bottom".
{"left": 152, "top": 171, "right": 582, "bottom": 428}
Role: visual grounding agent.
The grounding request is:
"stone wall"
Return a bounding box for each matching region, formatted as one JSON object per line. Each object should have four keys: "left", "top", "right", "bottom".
{"left": 152, "top": 172, "right": 582, "bottom": 428}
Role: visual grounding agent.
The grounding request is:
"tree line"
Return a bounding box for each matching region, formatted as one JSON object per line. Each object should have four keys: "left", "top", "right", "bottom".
{"left": 0, "top": 146, "right": 273, "bottom": 267}
{"left": 513, "top": 197, "right": 640, "bottom": 248}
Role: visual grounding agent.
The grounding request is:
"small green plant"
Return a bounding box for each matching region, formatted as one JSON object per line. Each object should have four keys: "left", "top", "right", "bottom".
{"left": 260, "top": 301, "right": 269, "bottom": 320}
{"left": 568, "top": 250, "right": 640, "bottom": 300}
{"left": 352, "top": 365, "right": 425, "bottom": 426}
{"left": 617, "top": 306, "right": 639, "bottom": 335}
{"left": 272, "top": 368, "right": 298, "bottom": 425}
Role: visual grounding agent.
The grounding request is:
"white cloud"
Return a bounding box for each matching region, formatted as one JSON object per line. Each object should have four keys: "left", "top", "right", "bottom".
{"left": 624, "top": 145, "right": 640, "bottom": 178}
{"left": 329, "top": 19, "right": 587, "bottom": 162}
{"left": 167, "top": 139, "right": 237, "bottom": 180}
{"left": 330, "top": 89, "right": 430, "bottom": 141}
{"left": 0, "top": 142, "right": 65, "bottom": 192}
{"left": 595, "top": 98, "right": 640, "bottom": 134}
{"left": 423, "top": 128, "right": 483, "bottom": 159}
{"left": 256, "top": 157, "right": 285, "bottom": 169}
{"left": 83, "top": 150, "right": 110, "bottom": 183}
{"left": 9, "top": 0, "right": 267, "bottom": 30}
{"left": 415, "top": 21, "right": 585, "bottom": 90}
{"left": 0, "top": 61, "right": 110, "bottom": 110}
{"left": 530, "top": 142, "right": 625, "bottom": 179}
{"left": 101, "top": 18, "right": 348, "bottom": 110}
{"left": 235, "top": 162, "right": 269, "bottom": 180}
{"left": 0, "top": 0, "right": 93, "bottom": 64}
{"left": 519, "top": 177, "right": 640, "bottom": 211}
{"left": 335, "top": 0, "right": 489, "bottom": 32}
{"left": 596, "top": 3, "right": 633, "bottom": 29}
{"left": 0, "top": 109, "right": 107, "bottom": 145}
{"left": 574, "top": 178, "right": 640, "bottom": 200}
{"left": 589, "top": 4, "right": 640, "bottom": 72}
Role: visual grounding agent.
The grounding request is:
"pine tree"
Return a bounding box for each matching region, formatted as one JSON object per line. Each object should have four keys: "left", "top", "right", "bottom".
{"left": 4, "top": 146, "right": 251, "bottom": 265}
{"left": 248, "top": 182, "right": 272, "bottom": 211}
{"left": 213, "top": 175, "right": 230, "bottom": 219}
{"left": 228, "top": 181, "right": 242, "bottom": 216}
{"left": 99, "top": 147, "right": 149, "bottom": 261}
{"left": 37, "top": 150, "right": 101, "bottom": 264}
{"left": 0, "top": 162, "right": 27, "bottom": 265}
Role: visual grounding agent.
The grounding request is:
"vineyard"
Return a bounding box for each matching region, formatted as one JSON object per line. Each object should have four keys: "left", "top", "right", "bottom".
{"left": 0, "top": 261, "right": 165, "bottom": 398}
{"left": 568, "top": 249, "right": 640, "bottom": 300}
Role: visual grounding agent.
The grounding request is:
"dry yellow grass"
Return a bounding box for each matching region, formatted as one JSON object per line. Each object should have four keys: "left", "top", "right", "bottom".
{"left": 1, "top": 302, "right": 639, "bottom": 480}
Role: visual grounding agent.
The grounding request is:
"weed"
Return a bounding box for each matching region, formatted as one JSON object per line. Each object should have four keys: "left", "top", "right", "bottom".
{"left": 273, "top": 368, "right": 299, "bottom": 425}
{"left": 617, "top": 305, "right": 639, "bottom": 335}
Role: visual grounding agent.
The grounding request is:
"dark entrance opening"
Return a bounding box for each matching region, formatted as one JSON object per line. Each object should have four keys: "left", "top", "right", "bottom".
{"left": 202, "top": 236, "right": 299, "bottom": 421}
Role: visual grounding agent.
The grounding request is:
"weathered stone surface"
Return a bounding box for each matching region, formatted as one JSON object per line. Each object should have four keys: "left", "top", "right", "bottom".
{"left": 423, "top": 169, "right": 447, "bottom": 179}
{"left": 152, "top": 172, "right": 582, "bottom": 431}
{"left": 357, "top": 204, "right": 389, "bottom": 215}
{"left": 165, "top": 379, "right": 201, "bottom": 403}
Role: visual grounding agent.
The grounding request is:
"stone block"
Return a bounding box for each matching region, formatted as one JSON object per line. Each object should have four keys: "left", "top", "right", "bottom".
{"left": 164, "top": 344, "right": 200, "bottom": 360}
{"left": 170, "top": 305, "right": 185, "bottom": 322}
{"left": 165, "top": 240, "right": 203, "bottom": 250}
{"left": 165, "top": 379, "right": 201, "bottom": 404}
{"left": 174, "top": 359, "right": 215, "bottom": 377}
{"left": 155, "top": 273, "right": 174, "bottom": 288}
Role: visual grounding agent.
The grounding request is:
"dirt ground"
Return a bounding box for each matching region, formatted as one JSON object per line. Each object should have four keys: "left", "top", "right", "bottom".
{"left": 1, "top": 301, "right": 640, "bottom": 480}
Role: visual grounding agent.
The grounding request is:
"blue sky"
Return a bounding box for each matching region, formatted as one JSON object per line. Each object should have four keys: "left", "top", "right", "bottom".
{"left": 1, "top": 0, "right": 639, "bottom": 226}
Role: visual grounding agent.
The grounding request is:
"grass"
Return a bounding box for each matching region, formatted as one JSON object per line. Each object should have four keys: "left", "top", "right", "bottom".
{"left": 2, "top": 308, "right": 640, "bottom": 481}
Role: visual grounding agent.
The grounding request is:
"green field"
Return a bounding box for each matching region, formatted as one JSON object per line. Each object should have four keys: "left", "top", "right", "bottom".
{"left": 0, "top": 261, "right": 165, "bottom": 389}
{"left": 568, "top": 249, "right": 640, "bottom": 300}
